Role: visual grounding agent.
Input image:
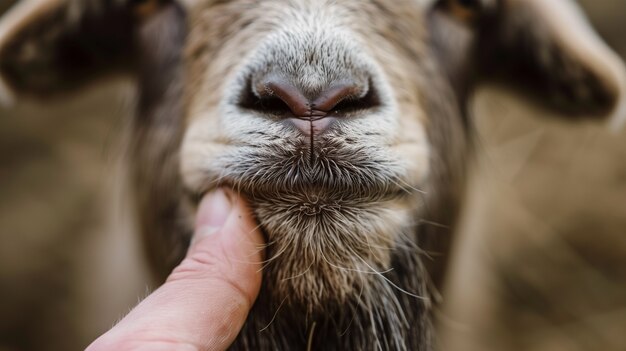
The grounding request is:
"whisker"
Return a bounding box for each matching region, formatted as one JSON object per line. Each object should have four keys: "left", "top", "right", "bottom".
{"left": 356, "top": 255, "right": 429, "bottom": 301}
{"left": 394, "top": 177, "right": 427, "bottom": 195}
{"left": 320, "top": 250, "right": 393, "bottom": 275}
{"left": 281, "top": 262, "right": 313, "bottom": 281}
{"left": 339, "top": 280, "right": 365, "bottom": 336}
{"left": 259, "top": 296, "right": 288, "bottom": 332}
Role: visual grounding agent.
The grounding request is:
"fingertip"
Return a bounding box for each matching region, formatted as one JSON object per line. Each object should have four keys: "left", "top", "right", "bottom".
{"left": 187, "top": 188, "right": 265, "bottom": 290}
{"left": 194, "top": 188, "right": 264, "bottom": 251}
{"left": 222, "top": 190, "right": 265, "bottom": 249}
{"left": 195, "top": 188, "right": 232, "bottom": 229}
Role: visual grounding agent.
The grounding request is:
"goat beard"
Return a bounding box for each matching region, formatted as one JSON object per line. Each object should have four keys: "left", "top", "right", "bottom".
{"left": 251, "top": 192, "right": 418, "bottom": 313}
{"left": 230, "top": 193, "right": 435, "bottom": 350}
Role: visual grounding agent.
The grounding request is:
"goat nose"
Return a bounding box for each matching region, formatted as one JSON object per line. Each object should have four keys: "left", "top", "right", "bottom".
{"left": 243, "top": 76, "right": 378, "bottom": 136}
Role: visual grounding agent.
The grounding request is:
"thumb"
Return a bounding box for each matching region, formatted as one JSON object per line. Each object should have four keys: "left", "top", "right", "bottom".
{"left": 170, "top": 188, "right": 265, "bottom": 306}
{"left": 87, "top": 189, "right": 264, "bottom": 351}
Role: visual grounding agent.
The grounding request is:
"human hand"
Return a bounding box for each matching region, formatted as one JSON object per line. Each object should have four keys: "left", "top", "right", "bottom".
{"left": 87, "top": 189, "right": 264, "bottom": 351}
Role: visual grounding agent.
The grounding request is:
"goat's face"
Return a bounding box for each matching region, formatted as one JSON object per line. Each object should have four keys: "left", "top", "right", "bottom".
{"left": 1, "top": 0, "right": 625, "bottom": 316}
{"left": 180, "top": 0, "right": 442, "bottom": 308}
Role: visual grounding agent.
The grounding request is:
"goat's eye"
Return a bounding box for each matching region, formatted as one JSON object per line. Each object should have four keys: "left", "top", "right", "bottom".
{"left": 446, "top": 0, "right": 483, "bottom": 21}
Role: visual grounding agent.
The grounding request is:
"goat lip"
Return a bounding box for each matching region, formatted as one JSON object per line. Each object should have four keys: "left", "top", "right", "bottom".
{"left": 217, "top": 177, "right": 407, "bottom": 201}
{"left": 186, "top": 173, "right": 412, "bottom": 210}
{"left": 245, "top": 187, "right": 410, "bottom": 206}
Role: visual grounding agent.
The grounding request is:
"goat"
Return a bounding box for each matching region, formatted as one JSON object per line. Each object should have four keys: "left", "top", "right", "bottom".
{"left": 1, "top": 0, "right": 624, "bottom": 349}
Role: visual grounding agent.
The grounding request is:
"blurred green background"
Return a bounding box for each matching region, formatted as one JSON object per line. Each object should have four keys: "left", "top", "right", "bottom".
{"left": 0, "top": 1, "right": 625, "bottom": 350}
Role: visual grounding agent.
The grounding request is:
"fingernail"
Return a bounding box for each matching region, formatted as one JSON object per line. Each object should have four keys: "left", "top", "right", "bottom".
{"left": 195, "top": 189, "right": 233, "bottom": 237}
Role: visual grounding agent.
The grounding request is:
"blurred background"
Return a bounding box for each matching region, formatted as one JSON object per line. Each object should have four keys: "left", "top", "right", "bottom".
{"left": 0, "top": 1, "right": 625, "bottom": 350}
{"left": 441, "top": 1, "right": 626, "bottom": 350}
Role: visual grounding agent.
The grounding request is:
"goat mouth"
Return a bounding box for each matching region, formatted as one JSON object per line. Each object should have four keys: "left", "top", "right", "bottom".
{"left": 186, "top": 139, "right": 414, "bottom": 206}
{"left": 188, "top": 176, "right": 409, "bottom": 209}
{"left": 186, "top": 164, "right": 411, "bottom": 207}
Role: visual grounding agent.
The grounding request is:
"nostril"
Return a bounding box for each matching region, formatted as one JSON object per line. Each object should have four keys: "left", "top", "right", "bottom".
{"left": 238, "top": 79, "right": 295, "bottom": 118}
{"left": 239, "top": 78, "right": 311, "bottom": 118}
{"left": 321, "top": 81, "right": 380, "bottom": 116}
{"left": 261, "top": 80, "right": 311, "bottom": 116}
{"left": 255, "top": 96, "right": 293, "bottom": 117}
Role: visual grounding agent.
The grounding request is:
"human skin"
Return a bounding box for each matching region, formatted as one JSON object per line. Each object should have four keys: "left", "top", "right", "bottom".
{"left": 87, "top": 189, "right": 264, "bottom": 351}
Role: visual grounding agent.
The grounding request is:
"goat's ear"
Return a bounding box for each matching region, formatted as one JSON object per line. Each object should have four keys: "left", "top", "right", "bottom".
{"left": 0, "top": 0, "right": 166, "bottom": 104}
{"left": 438, "top": 0, "right": 626, "bottom": 126}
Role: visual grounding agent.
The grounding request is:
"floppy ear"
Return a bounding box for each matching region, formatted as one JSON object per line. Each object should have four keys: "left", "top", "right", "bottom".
{"left": 436, "top": 0, "right": 626, "bottom": 126}
{"left": 0, "top": 0, "right": 167, "bottom": 104}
